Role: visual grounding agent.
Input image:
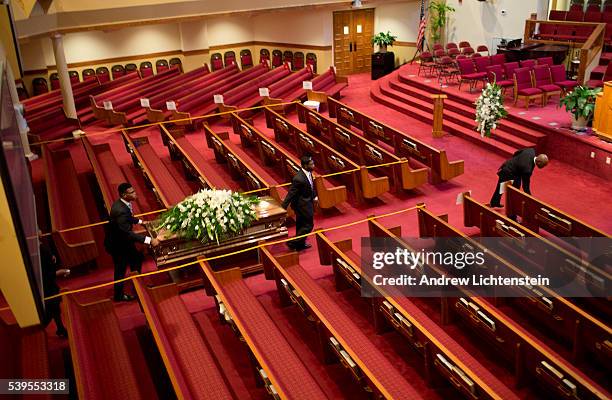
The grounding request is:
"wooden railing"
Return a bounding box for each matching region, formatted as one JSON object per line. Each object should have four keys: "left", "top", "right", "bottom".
{"left": 524, "top": 20, "right": 606, "bottom": 84}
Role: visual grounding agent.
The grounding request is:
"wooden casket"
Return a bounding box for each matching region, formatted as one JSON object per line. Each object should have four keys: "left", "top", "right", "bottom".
{"left": 146, "top": 196, "right": 287, "bottom": 269}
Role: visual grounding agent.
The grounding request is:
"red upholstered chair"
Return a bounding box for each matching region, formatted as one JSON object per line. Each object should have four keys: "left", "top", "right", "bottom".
{"left": 32, "top": 77, "right": 48, "bottom": 95}
{"left": 458, "top": 41, "right": 471, "bottom": 48}
{"left": 156, "top": 59, "right": 169, "bottom": 73}
{"left": 68, "top": 70, "right": 80, "bottom": 84}
{"left": 432, "top": 49, "right": 446, "bottom": 75}
{"left": 476, "top": 45, "right": 489, "bottom": 55}
{"left": 575, "top": 24, "right": 595, "bottom": 40}
{"left": 50, "top": 73, "right": 59, "bottom": 90}
{"left": 550, "top": 64, "right": 578, "bottom": 93}
{"left": 555, "top": 24, "right": 575, "bottom": 40}
{"left": 570, "top": 2, "right": 584, "bottom": 11}
{"left": 306, "top": 52, "right": 317, "bottom": 73}
{"left": 260, "top": 48, "right": 270, "bottom": 64}
{"left": 418, "top": 51, "right": 436, "bottom": 76}
{"left": 513, "top": 67, "right": 543, "bottom": 109}
{"left": 605, "top": 10, "right": 612, "bottom": 22}
{"left": 169, "top": 57, "right": 183, "bottom": 72}
{"left": 533, "top": 65, "right": 562, "bottom": 104}
{"left": 433, "top": 43, "right": 444, "bottom": 52}
{"left": 240, "top": 49, "right": 253, "bottom": 69}
{"left": 437, "top": 55, "right": 459, "bottom": 84}
{"left": 474, "top": 56, "right": 491, "bottom": 73}
{"left": 456, "top": 54, "right": 468, "bottom": 60}
{"left": 445, "top": 42, "right": 458, "bottom": 50}
{"left": 584, "top": 10, "right": 603, "bottom": 21}
{"left": 82, "top": 68, "right": 96, "bottom": 81}
{"left": 110, "top": 65, "right": 123, "bottom": 80}
{"left": 471, "top": 52, "right": 482, "bottom": 58}
{"left": 504, "top": 62, "right": 520, "bottom": 81}
{"left": 549, "top": 10, "right": 568, "bottom": 20}
{"left": 293, "top": 51, "right": 305, "bottom": 71}
{"left": 447, "top": 47, "right": 460, "bottom": 58}
{"left": 461, "top": 46, "right": 475, "bottom": 56}
{"left": 490, "top": 53, "right": 506, "bottom": 65}
{"left": 457, "top": 58, "right": 486, "bottom": 92}
{"left": 15, "top": 80, "right": 28, "bottom": 100}
{"left": 210, "top": 53, "right": 223, "bottom": 71}
{"left": 486, "top": 65, "right": 514, "bottom": 95}
{"left": 96, "top": 67, "right": 110, "bottom": 83}
{"left": 537, "top": 56, "right": 554, "bottom": 66}
{"left": 125, "top": 63, "right": 138, "bottom": 74}
{"left": 566, "top": 9, "right": 585, "bottom": 21}
{"left": 224, "top": 51, "right": 236, "bottom": 67}
{"left": 271, "top": 50, "right": 283, "bottom": 68}
{"left": 283, "top": 51, "right": 293, "bottom": 67}
{"left": 140, "top": 61, "right": 154, "bottom": 77}
{"left": 520, "top": 59, "right": 536, "bottom": 69}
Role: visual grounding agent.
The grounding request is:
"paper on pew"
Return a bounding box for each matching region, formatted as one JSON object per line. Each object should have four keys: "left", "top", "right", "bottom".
{"left": 103, "top": 101, "right": 113, "bottom": 110}
{"left": 259, "top": 88, "right": 270, "bottom": 97}
{"left": 214, "top": 95, "right": 224, "bottom": 104}
{"left": 166, "top": 101, "right": 176, "bottom": 111}
{"left": 302, "top": 81, "right": 313, "bottom": 90}
{"left": 72, "top": 129, "right": 85, "bottom": 138}
{"left": 456, "top": 191, "right": 471, "bottom": 205}
{"left": 499, "top": 181, "right": 512, "bottom": 195}
{"left": 140, "top": 98, "right": 150, "bottom": 107}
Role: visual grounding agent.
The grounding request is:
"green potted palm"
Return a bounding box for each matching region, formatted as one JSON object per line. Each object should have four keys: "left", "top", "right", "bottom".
{"left": 429, "top": 1, "right": 455, "bottom": 45}
{"left": 371, "top": 31, "right": 397, "bottom": 53}
{"left": 559, "top": 86, "right": 602, "bottom": 131}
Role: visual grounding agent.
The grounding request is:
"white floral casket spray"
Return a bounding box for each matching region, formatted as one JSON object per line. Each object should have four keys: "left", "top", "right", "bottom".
{"left": 475, "top": 82, "right": 508, "bottom": 138}
{"left": 157, "top": 189, "right": 260, "bottom": 244}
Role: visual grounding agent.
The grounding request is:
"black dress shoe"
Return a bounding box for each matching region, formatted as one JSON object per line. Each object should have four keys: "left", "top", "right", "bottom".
{"left": 296, "top": 243, "right": 312, "bottom": 251}
{"left": 485, "top": 203, "right": 504, "bottom": 209}
{"left": 56, "top": 327, "right": 68, "bottom": 338}
{"left": 114, "top": 294, "right": 135, "bottom": 302}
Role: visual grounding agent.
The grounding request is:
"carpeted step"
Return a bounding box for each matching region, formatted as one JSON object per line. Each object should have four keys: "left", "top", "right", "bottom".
{"left": 371, "top": 83, "right": 517, "bottom": 157}
{"left": 390, "top": 77, "right": 547, "bottom": 145}
{"left": 590, "top": 65, "right": 607, "bottom": 80}
{"left": 599, "top": 52, "right": 612, "bottom": 63}
{"left": 378, "top": 80, "right": 536, "bottom": 151}
{"left": 396, "top": 70, "right": 548, "bottom": 143}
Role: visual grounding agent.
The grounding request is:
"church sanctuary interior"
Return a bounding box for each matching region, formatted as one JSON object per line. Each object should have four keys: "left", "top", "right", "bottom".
{"left": 2, "top": 0, "right": 612, "bottom": 398}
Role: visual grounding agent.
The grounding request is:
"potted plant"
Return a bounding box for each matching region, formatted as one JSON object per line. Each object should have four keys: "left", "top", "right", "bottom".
{"left": 371, "top": 31, "right": 397, "bottom": 53}
{"left": 559, "top": 86, "right": 602, "bottom": 131}
{"left": 428, "top": 1, "right": 455, "bottom": 45}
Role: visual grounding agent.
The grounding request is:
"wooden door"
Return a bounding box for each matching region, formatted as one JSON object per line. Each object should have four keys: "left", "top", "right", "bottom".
{"left": 333, "top": 9, "right": 375, "bottom": 75}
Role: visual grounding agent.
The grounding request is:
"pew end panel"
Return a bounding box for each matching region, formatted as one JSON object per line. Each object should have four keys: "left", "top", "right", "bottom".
{"left": 314, "top": 176, "right": 347, "bottom": 210}
{"left": 438, "top": 152, "right": 465, "bottom": 182}
{"left": 359, "top": 166, "right": 390, "bottom": 200}
{"left": 145, "top": 107, "right": 166, "bottom": 124}
{"left": 397, "top": 160, "right": 429, "bottom": 191}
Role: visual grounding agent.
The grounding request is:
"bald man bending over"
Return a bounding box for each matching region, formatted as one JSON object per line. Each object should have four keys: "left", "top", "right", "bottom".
{"left": 488, "top": 148, "right": 549, "bottom": 208}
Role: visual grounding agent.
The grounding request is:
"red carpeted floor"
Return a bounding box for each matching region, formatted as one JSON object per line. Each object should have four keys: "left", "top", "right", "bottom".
{"left": 27, "top": 70, "right": 612, "bottom": 399}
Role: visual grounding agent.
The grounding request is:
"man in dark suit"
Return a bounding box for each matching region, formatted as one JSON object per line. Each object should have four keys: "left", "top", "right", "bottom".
{"left": 105, "top": 183, "right": 159, "bottom": 301}
{"left": 282, "top": 155, "right": 317, "bottom": 251}
{"left": 489, "top": 148, "right": 549, "bottom": 208}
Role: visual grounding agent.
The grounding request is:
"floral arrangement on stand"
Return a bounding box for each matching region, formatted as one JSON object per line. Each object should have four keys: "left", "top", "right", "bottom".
{"left": 157, "top": 189, "right": 259, "bottom": 244}
{"left": 475, "top": 82, "right": 508, "bottom": 138}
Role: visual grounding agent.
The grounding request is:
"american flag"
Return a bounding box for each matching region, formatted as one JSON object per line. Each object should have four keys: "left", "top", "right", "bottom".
{"left": 416, "top": 0, "right": 427, "bottom": 51}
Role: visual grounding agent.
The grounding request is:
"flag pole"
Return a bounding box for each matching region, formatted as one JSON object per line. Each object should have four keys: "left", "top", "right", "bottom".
{"left": 410, "top": 0, "right": 428, "bottom": 64}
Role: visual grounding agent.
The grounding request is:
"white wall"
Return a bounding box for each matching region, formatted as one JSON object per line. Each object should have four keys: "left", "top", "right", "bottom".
{"left": 253, "top": 9, "right": 332, "bottom": 45}
{"left": 447, "top": 0, "right": 537, "bottom": 50}
{"left": 205, "top": 15, "right": 253, "bottom": 46}
{"left": 375, "top": 2, "right": 420, "bottom": 42}
{"left": 179, "top": 20, "right": 208, "bottom": 51}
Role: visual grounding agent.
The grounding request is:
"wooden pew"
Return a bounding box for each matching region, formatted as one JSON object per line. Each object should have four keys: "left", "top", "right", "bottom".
{"left": 133, "top": 278, "right": 234, "bottom": 400}
{"left": 504, "top": 185, "right": 610, "bottom": 237}
{"left": 418, "top": 206, "right": 612, "bottom": 377}
{"left": 306, "top": 67, "right": 348, "bottom": 105}
{"left": 368, "top": 217, "right": 611, "bottom": 400}
{"left": 315, "top": 231, "right": 521, "bottom": 400}
{"left": 42, "top": 145, "right": 98, "bottom": 269}
{"left": 202, "top": 123, "right": 285, "bottom": 203}
{"left": 297, "top": 102, "right": 429, "bottom": 191}
{"left": 199, "top": 260, "right": 328, "bottom": 399}
{"left": 81, "top": 136, "right": 145, "bottom": 215}
{"left": 158, "top": 125, "right": 214, "bottom": 191}
{"left": 63, "top": 295, "right": 144, "bottom": 400}
{"left": 326, "top": 97, "right": 464, "bottom": 183}
{"left": 262, "top": 67, "right": 313, "bottom": 114}
{"left": 462, "top": 192, "right": 610, "bottom": 299}
{"left": 260, "top": 247, "right": 424, "bottom": 399}
{"left": 121, "top": 129, "right": 189, "bottom": 209}
{"left": 264, "top": 107, "right": 389, "bottom": 203}
{"left": 230, "top": 113, "right": 347, "bottom": 211}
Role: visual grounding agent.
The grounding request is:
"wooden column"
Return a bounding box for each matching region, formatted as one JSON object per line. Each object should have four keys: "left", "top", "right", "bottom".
{"left": 51, "top": 33, "right": 77, "bottom": 119}
{"left": 431, "top": 94, "right": 447, "bottom": 138}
